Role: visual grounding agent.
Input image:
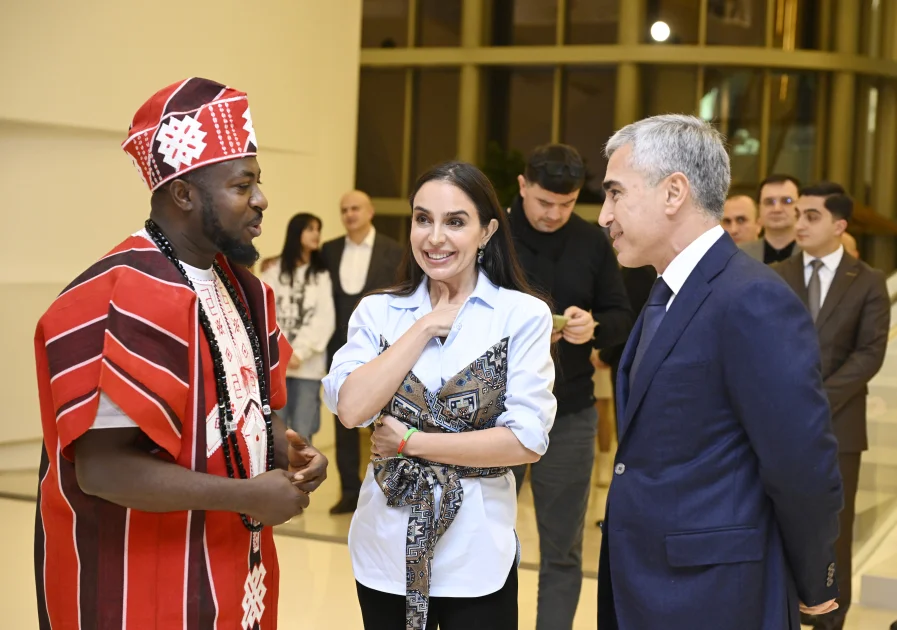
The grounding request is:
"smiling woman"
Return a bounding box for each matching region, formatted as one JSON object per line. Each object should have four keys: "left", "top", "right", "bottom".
{"left": 410, "top": 185, "right": 493, "bottom": 291}
{"left": 321, "top": 161, "right": 558, "bottom": 630}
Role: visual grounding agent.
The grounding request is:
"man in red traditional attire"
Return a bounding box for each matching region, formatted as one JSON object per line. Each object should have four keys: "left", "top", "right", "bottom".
{"left": 33, "top": 77, "right": 328, "bottom": 629}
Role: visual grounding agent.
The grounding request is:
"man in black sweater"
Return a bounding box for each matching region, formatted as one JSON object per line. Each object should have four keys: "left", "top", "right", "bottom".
{"left": 509, "top": 144, "right": 633, "bottom": 630}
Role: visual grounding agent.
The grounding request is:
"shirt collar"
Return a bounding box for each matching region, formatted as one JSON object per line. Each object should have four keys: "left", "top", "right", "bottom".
{"left": 180, "top": 259, "right": 215, "bottom": 282}
{"left": 660, "top": 224, "right": 725, "bottom": 297}
{"left": 803, "top": 245, "right": 844, "bottom": 272}
{"left": 347, "top": 226, "right": 376, "bottom": 249}
{"left": 391, "top": 269, "right": 499, "bottom": 312}
{"left": 469, "top": 270, "right": 500, "bottom": 308}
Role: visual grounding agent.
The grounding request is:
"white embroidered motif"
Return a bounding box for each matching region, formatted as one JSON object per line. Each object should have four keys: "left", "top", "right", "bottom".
{"left": 241, "top": 563, "right": 267, "bottom": 629}
{"left": 155, "top": 114, "right": 208, "bottom": 169}
{"left": 198, "top": 276, "right": 264, "bottom": 473}
{"left": 242, "top": 107, "right": 257, "bottom": 150}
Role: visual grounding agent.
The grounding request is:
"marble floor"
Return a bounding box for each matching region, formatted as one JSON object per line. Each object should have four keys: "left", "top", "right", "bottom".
{"left": 2, "top": 432, "right": 896, "bottom": 628}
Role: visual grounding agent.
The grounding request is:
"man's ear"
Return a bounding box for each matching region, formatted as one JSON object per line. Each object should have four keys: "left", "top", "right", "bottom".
{"left": 833, "top": 218, "right": 848, "bottom": 237}
{"left": 168, "top": 179, "right": 195, "bottom": 212}
{"left": 663, "top": 172, "right": 690, "bottom": 217}
{"left": 517, "top": 174, "right": 528, "bottom": 199}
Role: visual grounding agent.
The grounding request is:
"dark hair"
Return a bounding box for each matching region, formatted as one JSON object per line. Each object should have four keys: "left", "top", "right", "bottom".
{"left": 524, "top": 144, "right": 586, "bottom": 195}
{"left": 799, "top": 181, "right": 846, "bottom": 197}
{"left": 757, "top": 173, "right": 802, "bottom": 200}
{"left": 279, "top": 213, "right": 326, "bottom": 285}
{"left": 800, "top": 181, "right": 854, "bottom": 222}
{"left": 377, "top": 161, "right": 547, "bottom": 306}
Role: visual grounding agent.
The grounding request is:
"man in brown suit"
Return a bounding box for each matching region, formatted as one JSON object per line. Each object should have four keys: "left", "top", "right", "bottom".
{"left": 775, "top": 182, "right": 890, "bottom": 630}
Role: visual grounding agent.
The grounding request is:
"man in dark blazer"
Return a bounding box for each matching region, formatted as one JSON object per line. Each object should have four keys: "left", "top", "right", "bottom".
{"left": 321, "top": 190, "right": 404, "bottom": 514}
{"left": 597, "top": 114, "right": 844, "bottom": 629}
{"left": 775, "top": 182, "right": 890, "bottom": 630}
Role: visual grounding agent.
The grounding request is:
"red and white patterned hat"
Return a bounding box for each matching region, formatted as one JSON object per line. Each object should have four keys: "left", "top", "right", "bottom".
{"left": 122, "top": 77, "right": 258, "bottom": 191}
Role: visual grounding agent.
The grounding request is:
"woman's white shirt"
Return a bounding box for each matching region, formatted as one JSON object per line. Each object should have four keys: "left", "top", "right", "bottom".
{"left": 322, "top": 271, "right": 557, "bottom": 597}
{"left": 261, "top": 261, "right": 335, "bottom": 380}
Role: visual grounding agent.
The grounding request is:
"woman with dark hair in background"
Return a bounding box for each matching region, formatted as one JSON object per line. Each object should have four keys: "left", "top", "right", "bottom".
{"left": 262, "top": 213, "right": 335, "bottom": 444}
{"left": 323, "top": 161, "right": 557, "bottom": 630}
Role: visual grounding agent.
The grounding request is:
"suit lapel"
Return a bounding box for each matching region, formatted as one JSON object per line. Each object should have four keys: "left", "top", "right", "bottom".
{"left": 615, "top": 311, "right": 644, "bottom": 428}
{"left": 780, "top": 256, "right": 809, "bottom": 307}
{"left": 618, "top": 235, "right": 737, "bottom": 442}
{"left": 619, "top": 281, "right": 712, "bottom": 440}
{"left": 331, "top": 238, "right": 348, "bottom": 294}
{"left": 362, "top": 234, "right": 384, "bottom": 293}
{"left": 815, "top": 255, "right": 859, "bottom": 330}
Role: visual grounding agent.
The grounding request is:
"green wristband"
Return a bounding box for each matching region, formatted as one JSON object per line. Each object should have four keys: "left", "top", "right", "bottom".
{"left": 397, "top": 427, "right": 419, "bottom": 458}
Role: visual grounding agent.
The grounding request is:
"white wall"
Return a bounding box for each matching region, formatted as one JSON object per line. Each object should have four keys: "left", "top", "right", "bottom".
{"left": 0, "top": 0, "right": 362, "bottom": 445}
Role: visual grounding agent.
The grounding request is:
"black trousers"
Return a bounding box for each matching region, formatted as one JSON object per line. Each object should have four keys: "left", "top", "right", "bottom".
{"left": 356, "top": 565, "right": 518, "bottom": 630}
{"left": 334, "top": 415, "right": 362, "bottom": 496}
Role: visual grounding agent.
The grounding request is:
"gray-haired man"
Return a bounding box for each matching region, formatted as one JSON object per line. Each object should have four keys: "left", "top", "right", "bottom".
{"left": 597, "top": 114, "right": 843, "bottom": 629}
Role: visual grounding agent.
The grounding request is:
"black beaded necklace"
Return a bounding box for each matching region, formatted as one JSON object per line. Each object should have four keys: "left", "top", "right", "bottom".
{"left": 145, "top": 219, "right": 274, "bottom": 532}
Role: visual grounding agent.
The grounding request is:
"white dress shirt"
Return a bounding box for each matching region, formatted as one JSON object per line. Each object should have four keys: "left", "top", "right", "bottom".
{"left": 339, "top": 227, "right": 376, "bottom": 295}
{"left": 803, "top": 246, "right": 844, "bottom": 308}
{"left": 322, "top": 271, "right": 557, "bottom": 597}
{"left": 660, "top": 225, "right": 726, "bottom": 311}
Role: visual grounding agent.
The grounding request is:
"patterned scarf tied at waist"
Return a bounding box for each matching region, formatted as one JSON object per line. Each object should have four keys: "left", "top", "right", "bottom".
{"left": 372, "top": 335, "right": 512, "bottom": 630}
{"left": 373, "top": 456, "right": 507, "bottom": 630}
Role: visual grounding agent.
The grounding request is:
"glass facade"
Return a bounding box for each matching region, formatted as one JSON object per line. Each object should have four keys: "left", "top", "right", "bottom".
{"left": 356, "top": 0, "right": 897, "bottom": 247}
{"left": 355, "top": 69, "right": 406, "bottom": 197}
{"left": 561, "top": 68, "right": 617, "bottom": 203}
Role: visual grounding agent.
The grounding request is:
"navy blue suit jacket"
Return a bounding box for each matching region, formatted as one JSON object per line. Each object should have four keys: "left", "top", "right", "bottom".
{"left": 598, "top": 233, "right": 843, "bottom": 630}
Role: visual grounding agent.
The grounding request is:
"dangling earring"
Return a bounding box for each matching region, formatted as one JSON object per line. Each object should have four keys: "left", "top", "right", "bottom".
{"left": 477, "top": 245, "right": 485, "bottom": 264}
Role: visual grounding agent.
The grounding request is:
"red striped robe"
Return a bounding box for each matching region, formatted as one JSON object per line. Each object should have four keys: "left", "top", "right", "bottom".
{"left": 33, "top": 233, "right": 292, "bottom": 629}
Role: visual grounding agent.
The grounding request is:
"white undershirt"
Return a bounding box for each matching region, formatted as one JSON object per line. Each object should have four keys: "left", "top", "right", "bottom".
{"left": 339, "top": 227, "right": 376, "bottom": 295}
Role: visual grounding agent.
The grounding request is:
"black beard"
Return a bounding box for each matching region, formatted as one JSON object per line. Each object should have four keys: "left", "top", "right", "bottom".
{"left": 198, "top": 189, "right": 260, "bottom": 266}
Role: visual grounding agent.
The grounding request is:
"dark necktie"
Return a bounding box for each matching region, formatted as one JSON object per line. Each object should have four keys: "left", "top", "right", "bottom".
{"left": 630, "top": 277, "right": 674, "bottom": 381}
{"left": 807, "top": 259, "right": 824, "bottom": 321}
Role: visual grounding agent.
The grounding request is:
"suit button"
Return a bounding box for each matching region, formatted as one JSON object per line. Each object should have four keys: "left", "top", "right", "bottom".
{"left": 614, "top": 463, "right": 626, "bottom": 475}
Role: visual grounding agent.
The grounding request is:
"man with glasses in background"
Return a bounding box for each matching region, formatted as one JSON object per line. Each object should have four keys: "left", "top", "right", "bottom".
{"left": 740, "top": 174, "right": 802, "bottom": 264}
{"left": 508, "top": 143, "right": 633, "bottom": 630}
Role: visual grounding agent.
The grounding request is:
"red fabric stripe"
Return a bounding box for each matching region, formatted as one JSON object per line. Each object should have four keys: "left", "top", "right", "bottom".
{"left": 99, "top": 358, "right": 182, "bottom": 460}
{"left": 60, "top": 249, "right": 186, "bottom": 298}
{"left": 39, "top": 454, "right": 82, "bottom": 629}
{"left": 122, "top": 510, "right": 188, "bottom": 628}
{"left": 55, "top": 389, "right": 99, "bottom": 461}
{"left": 56, "top": 456, "right": 99, "bottom": 630}
{"left": 271, "top": 333, "right": 292, "bottom": 410}
{"left": 35, "top": 234, "right": 287, "bottom": 629}
{"left": 106, "top": 305, "right": 190, "bottom": 383}
{"left": 103, "top": 330, "right": 187, "bottom": 423}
